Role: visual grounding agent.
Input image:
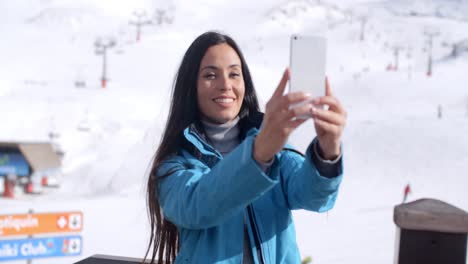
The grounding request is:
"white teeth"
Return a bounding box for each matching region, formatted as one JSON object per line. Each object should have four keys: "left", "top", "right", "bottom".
{"left": 214, "top": 98, "right": 234, "bottom": 103}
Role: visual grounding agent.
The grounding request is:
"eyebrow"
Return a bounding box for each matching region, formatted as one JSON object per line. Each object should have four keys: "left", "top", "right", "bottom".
{"left": 200, "top": 64, "right": 241, "bottom": 71}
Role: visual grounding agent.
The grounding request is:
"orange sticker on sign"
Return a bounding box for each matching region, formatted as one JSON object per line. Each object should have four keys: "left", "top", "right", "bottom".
{"left": 0, "top": 212, "right": 83, "bottom": 237}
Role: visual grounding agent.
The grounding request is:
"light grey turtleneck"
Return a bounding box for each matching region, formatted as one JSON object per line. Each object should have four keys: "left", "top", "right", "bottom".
{"left": 201, "top": 117, "right": 241, "bottom": 156}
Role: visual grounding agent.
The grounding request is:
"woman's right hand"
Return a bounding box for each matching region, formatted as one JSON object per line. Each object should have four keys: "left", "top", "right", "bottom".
{"left": 253, "top": 68, "right": 312, "bottom": 163}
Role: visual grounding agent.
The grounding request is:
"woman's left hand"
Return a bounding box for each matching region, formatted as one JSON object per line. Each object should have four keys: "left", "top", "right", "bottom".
{"left": 310, "top": 78, "right": 347, "bottom": 160}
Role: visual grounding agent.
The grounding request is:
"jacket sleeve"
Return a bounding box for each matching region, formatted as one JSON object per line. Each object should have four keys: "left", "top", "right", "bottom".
{"left": 157, "top": 136, "right": 279, "bottom": 230}
{"left": 275, "top": 141, "right": 344, "bottom": 212}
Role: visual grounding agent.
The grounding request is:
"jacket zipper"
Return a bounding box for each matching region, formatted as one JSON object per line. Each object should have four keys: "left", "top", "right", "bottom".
{"left": 188, "top": 129, "right": 223, "bottom": 159}
{"left": 248, "top": 205, "right": 265, "bottom": 264}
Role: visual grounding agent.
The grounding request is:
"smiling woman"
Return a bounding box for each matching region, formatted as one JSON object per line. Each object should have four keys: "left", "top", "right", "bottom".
{"left": 197, "top": 44, "right": 246, "bottom": 124}
{"left": 144, "top": 31, "right": 347, "bottom": 264}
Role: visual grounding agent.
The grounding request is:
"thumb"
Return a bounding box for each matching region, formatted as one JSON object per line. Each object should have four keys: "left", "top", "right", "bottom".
{"left": 325, "top": 76, "right": 333, "bottom": 96}
{"left": 272, "top": 68, "right": 290, "bottom": 98}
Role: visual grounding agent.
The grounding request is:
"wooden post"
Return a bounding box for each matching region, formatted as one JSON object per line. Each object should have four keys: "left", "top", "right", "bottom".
{"left": 3, "top": 173, "right": 16, "bottom": 198}
{"left": 393, "top": 198, "right": 468, "bottom": 264}
{"left": 26, "top": 209, "right": 34, "bottom": 264}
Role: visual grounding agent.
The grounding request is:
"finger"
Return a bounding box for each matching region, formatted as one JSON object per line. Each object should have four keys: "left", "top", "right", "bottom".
{"left": 312, "top": 96, "right": 345, "bottom": 114}
{"left": 311, "top": 107, "right": 346, "bottom": 126}
{"left": 287, "top": 102, "right": 313, "bottom": 119}
{"left": 286, "top": 118, "right": 307, "bottom": 130}
{"left": 272, "top": 68, "right": 290, "bottom": 98}
{"left": 281, "top": 92, "right": 311, "bottom": 108}
{"left": 314, "top": 118, "right": 342, "bottom": 136}
{"left": 325, "top": 76, "right": 333, "bottom": 97}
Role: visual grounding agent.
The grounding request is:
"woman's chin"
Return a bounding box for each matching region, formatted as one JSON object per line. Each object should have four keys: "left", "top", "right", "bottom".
{"left": 204, "top": 114, "right": 238, "bottom": 124}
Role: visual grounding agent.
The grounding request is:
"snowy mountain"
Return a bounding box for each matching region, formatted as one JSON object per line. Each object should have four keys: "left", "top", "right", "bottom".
{"left": 1, "top": 0, "right": 468, "bottom": 263}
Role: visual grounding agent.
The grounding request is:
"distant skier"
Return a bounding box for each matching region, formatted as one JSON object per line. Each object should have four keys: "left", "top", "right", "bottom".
{"left": 402, "top": 183, "right": 411, "bottom": 203}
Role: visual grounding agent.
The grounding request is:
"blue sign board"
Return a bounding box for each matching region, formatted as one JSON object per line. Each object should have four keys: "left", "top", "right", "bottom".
{"left": 0, "top": 153, "right": 30, "bottom": 176}
{"left": 0, "top": 235, "right": 82, "bottom": 261}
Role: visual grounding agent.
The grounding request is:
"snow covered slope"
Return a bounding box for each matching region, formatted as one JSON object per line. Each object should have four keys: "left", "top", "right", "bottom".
{"left": 1, "top": 0, "right": 467, "bottom": 263}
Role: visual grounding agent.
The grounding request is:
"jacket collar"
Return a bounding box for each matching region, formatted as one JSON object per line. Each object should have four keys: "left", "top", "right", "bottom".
{"left": 182, "top": 111, "right": 264, "bottom": 162}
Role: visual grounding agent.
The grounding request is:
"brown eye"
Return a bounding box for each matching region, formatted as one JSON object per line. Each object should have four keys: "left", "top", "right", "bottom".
{"left": 204, "top": 73, "right": 216, "bottom": 79}
{"left": 230, "top": 72, "right": 240, "bottom": 78}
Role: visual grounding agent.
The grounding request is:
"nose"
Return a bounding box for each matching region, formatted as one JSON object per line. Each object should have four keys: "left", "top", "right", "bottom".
{"left": 218, "top": 74, "right": 232, "bottom": 91}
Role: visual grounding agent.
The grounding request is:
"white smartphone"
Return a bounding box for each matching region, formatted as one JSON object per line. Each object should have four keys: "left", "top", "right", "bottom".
{"left": 289, "top": 34, "right": 327, "bottom": 98}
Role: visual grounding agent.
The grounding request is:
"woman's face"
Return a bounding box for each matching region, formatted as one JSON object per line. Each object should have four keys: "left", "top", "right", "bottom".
{"left": 197, "top": 43, "right": 245, "bottom": 124}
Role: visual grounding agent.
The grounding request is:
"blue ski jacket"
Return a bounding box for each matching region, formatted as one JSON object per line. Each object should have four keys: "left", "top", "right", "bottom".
{"left": 157, "top": 113, "right": 343, "bottom": 263}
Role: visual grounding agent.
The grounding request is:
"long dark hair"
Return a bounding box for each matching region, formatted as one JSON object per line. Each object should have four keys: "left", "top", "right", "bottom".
{"left": 144, "top": 31, "right": 260, "bottom": 264}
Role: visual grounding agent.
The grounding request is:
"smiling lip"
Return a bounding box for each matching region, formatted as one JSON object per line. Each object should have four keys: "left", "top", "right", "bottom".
{"left": 213, "top": 96, "right": 235, "bottom": 105}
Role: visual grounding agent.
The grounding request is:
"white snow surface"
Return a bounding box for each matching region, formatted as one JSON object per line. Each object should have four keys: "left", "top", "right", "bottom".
{"left": 1, "top": 0, "right": 468, "bottom": 263}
